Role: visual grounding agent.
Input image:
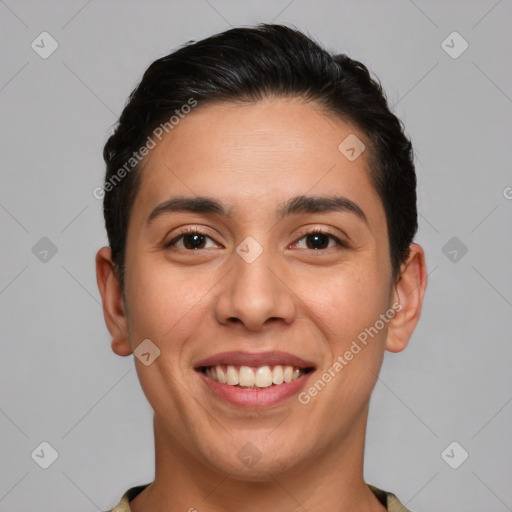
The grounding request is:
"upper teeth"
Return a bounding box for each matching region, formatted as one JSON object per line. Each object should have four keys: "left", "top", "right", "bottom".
{"left": 205, "top": 365, "right": 304, "bottom": 388}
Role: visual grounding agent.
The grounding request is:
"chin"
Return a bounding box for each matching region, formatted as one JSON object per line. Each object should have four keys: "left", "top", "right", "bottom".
{"left": 197, "top": 434, "right": 307, "bottom": 480}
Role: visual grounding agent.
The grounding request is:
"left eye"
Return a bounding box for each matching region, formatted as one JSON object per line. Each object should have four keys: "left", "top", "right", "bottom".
{"left": 294, "top": 232, "right": 344, "bottom": 250}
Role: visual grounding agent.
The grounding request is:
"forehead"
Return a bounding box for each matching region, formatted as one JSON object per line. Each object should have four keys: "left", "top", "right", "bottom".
{"left": 130, "top": 98, "right": 385, "bottom": 228}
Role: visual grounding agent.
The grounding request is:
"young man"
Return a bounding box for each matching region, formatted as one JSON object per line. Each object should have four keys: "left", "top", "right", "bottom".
{"left": 96, "top": 24, "right": 427, "bottom": 512}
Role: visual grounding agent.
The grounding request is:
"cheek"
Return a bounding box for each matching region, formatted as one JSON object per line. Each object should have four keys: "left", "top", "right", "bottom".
{"left": 124, "top": 257, "right": 216, "bottom": 345}
{"left": 295, "top": 263, "right": 390, "bottom": 347}
{"left": 123, "top": 261, "right": 212, "bottom": 407}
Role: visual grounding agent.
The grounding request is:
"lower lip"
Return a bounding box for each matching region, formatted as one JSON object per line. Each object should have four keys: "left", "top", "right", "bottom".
{"left": 198, "top": 370, "right": 314, "bottom": 408}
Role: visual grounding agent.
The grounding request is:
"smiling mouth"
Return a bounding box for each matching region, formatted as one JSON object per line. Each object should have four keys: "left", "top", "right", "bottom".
{"left": 200, "top": 364, "right": 315, "bottom": 390}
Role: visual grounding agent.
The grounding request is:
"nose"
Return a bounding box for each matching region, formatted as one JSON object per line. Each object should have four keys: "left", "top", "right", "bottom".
{"left": 214, "top": 247, "right": 296, "bottom": 332}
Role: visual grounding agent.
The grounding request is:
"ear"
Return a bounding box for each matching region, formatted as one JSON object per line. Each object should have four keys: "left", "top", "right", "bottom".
{"left": 386, "top": 243, "right": 427, "bottom": 353}
{"left": 95, "top": 247, "right": 132, "bottom": 357}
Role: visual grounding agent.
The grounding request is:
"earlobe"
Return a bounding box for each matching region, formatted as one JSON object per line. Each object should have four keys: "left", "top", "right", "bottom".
{"left": 385, "top": 244, "right": 428, "bottom": 353}
{"left": 95, "top": 247, "right": 132, "bottom": 357}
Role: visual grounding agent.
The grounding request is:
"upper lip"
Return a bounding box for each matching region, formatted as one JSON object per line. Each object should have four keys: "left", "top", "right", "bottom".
{"left": 194, "top": 351, "right": 316, "bottom": 369}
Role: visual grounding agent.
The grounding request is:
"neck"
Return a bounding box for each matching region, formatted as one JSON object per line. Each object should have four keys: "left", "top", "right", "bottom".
{"left": 130, "top": 406, "right": 386, "bottom": 512}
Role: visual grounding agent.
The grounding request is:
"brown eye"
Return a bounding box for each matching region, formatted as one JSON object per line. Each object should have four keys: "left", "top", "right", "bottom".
{"left": 181, "top": 233, "right": 207, "bottom": 249}
{"left": 305, "top": 233, "right": 330, "bottom": 250}
{"left": 294, "top": 231, "right": 347, "bottom": 250}
{"left": 165, "top": 230, "right": 218, "bottom": 250}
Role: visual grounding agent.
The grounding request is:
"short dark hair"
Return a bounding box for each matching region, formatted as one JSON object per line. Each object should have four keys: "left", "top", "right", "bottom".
{"left": 103, "top": 23, "right": 417, "bottom": 289}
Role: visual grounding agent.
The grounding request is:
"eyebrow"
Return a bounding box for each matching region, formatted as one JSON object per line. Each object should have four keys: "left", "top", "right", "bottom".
{"left": 146, "top": 194, "right": 368, "bottom": 226}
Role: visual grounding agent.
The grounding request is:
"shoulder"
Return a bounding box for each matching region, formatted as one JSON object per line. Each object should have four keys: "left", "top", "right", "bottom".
{"left": 368, "top": 483, "right": 414, "bottom": 512}
{"left": 103, "top": 484, "right": 150, "bottom": 512}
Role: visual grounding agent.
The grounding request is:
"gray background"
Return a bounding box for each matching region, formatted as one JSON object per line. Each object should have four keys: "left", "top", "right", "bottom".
{"left": 1, "top": 1, "right": 511, "bottom": 511}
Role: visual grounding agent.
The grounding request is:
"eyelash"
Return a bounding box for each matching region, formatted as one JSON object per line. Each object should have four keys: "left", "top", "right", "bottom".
{"left": 164, "top": 227, "right": 350, "bottom": 251}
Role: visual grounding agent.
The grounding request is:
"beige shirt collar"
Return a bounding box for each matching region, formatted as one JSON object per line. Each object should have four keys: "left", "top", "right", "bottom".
{"left": 108, "top": 483, "right": 413, "bottom": 512}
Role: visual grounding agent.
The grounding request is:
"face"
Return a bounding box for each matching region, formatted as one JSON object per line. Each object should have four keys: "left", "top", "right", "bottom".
{"left": 97, "top": 97, "right": 425, "bottom": 479}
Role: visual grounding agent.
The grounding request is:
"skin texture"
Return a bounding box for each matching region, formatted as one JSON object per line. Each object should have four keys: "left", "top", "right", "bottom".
{"left": 96, "top": 97, "right": 427, "bottom": 512}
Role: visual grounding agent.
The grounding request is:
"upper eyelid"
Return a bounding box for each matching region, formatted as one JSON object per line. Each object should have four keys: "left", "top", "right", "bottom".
{"left": 294, "top": 226, "right": 348, "bottom": 242}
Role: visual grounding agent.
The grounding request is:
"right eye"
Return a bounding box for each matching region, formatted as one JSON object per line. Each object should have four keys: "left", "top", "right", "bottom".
{"left": 164, "top": 228, "right": 220, "bottom": 250}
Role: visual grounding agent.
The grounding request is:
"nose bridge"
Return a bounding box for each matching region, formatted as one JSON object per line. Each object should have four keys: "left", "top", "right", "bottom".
{"left": 215, "top": 240, "right": 295, "bottom": 330}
